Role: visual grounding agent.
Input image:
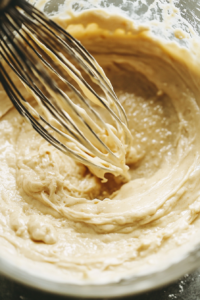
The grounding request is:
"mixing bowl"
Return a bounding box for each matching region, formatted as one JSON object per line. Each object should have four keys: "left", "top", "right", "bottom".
{"left": 1, "top": 0, "right": 200, "bottom": 297}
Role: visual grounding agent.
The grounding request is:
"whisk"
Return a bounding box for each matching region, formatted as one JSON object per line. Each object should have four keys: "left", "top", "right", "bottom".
{"left": 0, "top": 0, "right": 131, "bottom": 179}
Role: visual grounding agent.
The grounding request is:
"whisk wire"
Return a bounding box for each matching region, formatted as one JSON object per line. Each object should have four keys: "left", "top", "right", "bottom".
{"left": 0, "top": 57, "right": 117, "bottom": 171}
{"left": 0, "top": 0, "right": 131, "bottom": 176}
{"left": 3, "top": 6, "right": 123, "bottom": 156}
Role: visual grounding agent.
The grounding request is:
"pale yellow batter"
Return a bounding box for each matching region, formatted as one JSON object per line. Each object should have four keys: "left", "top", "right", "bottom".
{"left": 1, "top": 7, "right": 200, "bottom": 284}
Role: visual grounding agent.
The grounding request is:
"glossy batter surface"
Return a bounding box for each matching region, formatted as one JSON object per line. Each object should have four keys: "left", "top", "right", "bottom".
{"left": 1, "top": 9, "right": 200, "bottom": 284}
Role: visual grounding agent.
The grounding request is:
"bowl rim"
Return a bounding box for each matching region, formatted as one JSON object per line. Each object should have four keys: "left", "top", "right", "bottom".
{"left": 0, "top": 243, "right": 200, "bottom": 298}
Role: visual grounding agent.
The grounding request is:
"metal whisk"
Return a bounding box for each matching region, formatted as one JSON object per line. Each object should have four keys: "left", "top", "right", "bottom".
{"left": 0, "top": 0, "right": 131, "bottom": 178}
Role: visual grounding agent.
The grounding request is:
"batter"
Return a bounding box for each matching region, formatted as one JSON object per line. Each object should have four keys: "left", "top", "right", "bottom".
{"left": 0, "top": 6, "right": 200, "bottom": 284}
